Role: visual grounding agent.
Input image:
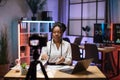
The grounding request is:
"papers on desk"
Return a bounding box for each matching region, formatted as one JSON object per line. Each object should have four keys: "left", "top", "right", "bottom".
{"left": 11, "top": 64, "right": 29, "bottom": 71}
{"left": 40, "top": 60, "right": 73, "bottom": 70}
{"left": 11, "top": 64, "right": 45, "bottom": 71}
{"left": 11, "top": 64, "right": 21, "bottom": 70}
{"left": 11, "top": 64, "right": 72, "bottom": 71}
{"left": 46, "top": 65, "right": 72, "bottom": 70}
{"left": 11, "top": 60, "right": 47, "bottom": 71}
{"left": 10, "top": 64, "right": 73, "bottom": 77}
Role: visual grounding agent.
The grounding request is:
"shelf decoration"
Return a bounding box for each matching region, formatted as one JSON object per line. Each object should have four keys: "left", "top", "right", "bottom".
{"left": 82, "top": 26, "right": 91, "bottom": 36}
{"left": 26, "top": 0, "right": 47, "bottom": 20}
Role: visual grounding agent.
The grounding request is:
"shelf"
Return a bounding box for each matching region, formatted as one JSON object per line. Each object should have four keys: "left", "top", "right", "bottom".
{"left": 20, "top": 22, "right": 28, "bottom": 33}
{"left": 18, "top": 20, "right": 55, "bottom": 64}
{"left": 20, "top": 56, "right": 30, "bottom": 59}
{"left": 30, "top": 23, "right": 39, "bottom": 32}
{"left": 20, "top": 34, "right": 29, "bottom": 45}
{"left": 22, "top": 20, "right": 55, "bottom": 23}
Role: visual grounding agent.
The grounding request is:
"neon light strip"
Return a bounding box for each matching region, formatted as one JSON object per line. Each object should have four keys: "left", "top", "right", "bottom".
{"left": 110, "top": 23, "right": 113, "bottom": 41}
{"left": 101, "top": 23, "right": 105, "bottom": 39}
{"left": 22, "top": 20, "right": 55, "bottom": 23}
{"left": 18, "top": 23, "right": 20, "bottom": 60}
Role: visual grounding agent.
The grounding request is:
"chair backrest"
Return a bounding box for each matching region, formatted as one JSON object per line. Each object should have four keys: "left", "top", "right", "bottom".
{"left": 71, "top": 43, "right": 81, "bottom": 61}
{"left": 74, "top": 37, "right": 82, "bottom": 45}
{"left": 63, "top": 37, "right": 70, "bottom": 43}
{"left": 84, "top": 43, "right": 99, "bottom": 63}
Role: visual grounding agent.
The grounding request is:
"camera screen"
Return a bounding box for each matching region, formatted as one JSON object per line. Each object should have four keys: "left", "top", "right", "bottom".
{"left": 30, "top": 40, "right": 39, "bottom": 46}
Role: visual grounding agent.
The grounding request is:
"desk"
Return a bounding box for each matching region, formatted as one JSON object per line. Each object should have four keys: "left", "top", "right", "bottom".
{"left": 4, "top": 66, "right": 106, "bottom": 80}
{"left": 79, "top": 45, "right": 116, "bottom": 72}
{"left": 79, "top": 45, "right": 116, "bottom": 53}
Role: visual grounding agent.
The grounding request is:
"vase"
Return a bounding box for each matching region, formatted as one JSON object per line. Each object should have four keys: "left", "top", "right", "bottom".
{"left": 31, "top": 16, "right": 37, "bottom": 20}
{"left": 21, "top": 68, "right": 27, "bottom": 75}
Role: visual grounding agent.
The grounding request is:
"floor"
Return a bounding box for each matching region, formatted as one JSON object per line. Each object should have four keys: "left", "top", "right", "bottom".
{"left": 0, "top": 78, "right": 3, "bottom": 80}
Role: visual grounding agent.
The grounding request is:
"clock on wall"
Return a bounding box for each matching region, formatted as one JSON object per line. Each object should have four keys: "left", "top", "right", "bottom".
{"left": 0, "top": 0, "right": 8, "bottom": 7}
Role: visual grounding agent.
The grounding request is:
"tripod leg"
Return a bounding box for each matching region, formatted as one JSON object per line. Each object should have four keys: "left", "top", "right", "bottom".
{"left": 25, "top": 62, "right": 37, "bottom": 80}
{"left": 39, "top": 61, "right": 49, "bottom": 80}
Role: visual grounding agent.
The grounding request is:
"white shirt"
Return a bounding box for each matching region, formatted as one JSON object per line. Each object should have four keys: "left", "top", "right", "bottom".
{"left": 40, "top": 39, "right": 72, "bottom": 65}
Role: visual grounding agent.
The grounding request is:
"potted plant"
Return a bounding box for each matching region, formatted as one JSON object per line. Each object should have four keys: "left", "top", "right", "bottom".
{"left": 21, "top": 62, "right": 27, "bottom": 75}
{"left": 0, "top": 26, "right": 9, "bottom": 76}
{"left": 82, "top": 26, "right": 91, "bottom": 36}
{"left": 26, "top": 0, "right": 47, "bottom": 20}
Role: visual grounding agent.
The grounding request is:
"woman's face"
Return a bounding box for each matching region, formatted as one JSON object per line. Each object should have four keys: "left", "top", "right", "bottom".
{"left": 52, "top": 26, "right": 62, "bottom": 43}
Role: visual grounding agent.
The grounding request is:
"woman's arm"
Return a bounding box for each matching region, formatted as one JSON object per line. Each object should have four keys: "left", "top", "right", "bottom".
{"left": 39, "top": 47, "right": 48, "bottom": 60}
{"left": 63, "top": 43, "right": 72, "bottom": 65}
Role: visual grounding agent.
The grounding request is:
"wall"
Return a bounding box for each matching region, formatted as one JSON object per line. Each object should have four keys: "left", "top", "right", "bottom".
{"left": 46, "top": 0, "right": 58, "bottom": 21}
{"left": 118, "top": 0, "right": 120, "bottom": 22}
{"left": 0, "top": 0, "right": 120, "bottom": 64}
{"left": 0, "top": 0, "right": 29, "bottom": 64}
{"left": 0, "top": 0, "right": 59, "bottom": 64}
{"left": 68, "top": 0, "right": 120, "bottom": 43}
{"left": 109, "top": 0, "right": 120, "bottom": 23}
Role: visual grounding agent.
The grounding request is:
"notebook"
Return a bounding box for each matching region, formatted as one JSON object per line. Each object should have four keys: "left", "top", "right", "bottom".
{"left": 59, "top": 58, "right": 93, "bottom": 74}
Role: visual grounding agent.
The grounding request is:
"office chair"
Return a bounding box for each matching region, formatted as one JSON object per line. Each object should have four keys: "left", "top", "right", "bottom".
{"left": 73, "top": 37, "right": 82, "bottom": 45}
{"left": 71, "top": 43, "right": 81, "bottom": 61}
{"left": 84, "top": 43, "right": 116, "bottom": 75}
{"left": 73, "top": 37, "right": 84, "bottom": 58}
{"left": 84, "top": 43, "right": 101, "bottom": 66}
{"left": 63, "top": 37, "right": 70, "bottom": 43}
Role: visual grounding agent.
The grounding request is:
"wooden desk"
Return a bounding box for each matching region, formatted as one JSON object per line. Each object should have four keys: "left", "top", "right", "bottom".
{"left": 4, "top": 66, "right": 106, "bottom": 80}
{"left": 79, "top": 45, "right": 116, "bottom": 53}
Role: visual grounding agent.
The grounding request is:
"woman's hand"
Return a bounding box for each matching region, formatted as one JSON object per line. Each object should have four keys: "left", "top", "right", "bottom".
{"left": 56, "top": 56, "right": 65, "bottom": 64}
{"left": 41, "top": 54, "right": 48, "bottom": 60}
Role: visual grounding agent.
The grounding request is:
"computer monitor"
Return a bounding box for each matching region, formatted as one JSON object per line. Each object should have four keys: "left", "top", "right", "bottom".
{"left": 93, "top": 23, "right": 113, "bottom": 44}
{"left": 113, "top": 23, "right": 120, "bottom": 45}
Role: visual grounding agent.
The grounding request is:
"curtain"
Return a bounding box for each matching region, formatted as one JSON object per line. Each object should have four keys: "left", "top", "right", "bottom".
{"left": 58, "top": 0, "right": 68, "bottom": 24}
{"left": 58, "top": 0, "right": 69, "bottom": 36}
{"left": 110, "top": 0, "right": 119, "bottom": 23}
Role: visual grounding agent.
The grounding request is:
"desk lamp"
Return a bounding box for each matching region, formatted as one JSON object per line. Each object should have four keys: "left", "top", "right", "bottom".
{"left": 25, "top": 34, "right": 49, "bottom": 80}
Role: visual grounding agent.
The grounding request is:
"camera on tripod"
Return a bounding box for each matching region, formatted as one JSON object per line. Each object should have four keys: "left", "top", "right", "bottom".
{"left": 29, "top": 34, "right": 47, "bottom": 60}
{"left": 25, "top": 34, "right": 48, "bottom": 80}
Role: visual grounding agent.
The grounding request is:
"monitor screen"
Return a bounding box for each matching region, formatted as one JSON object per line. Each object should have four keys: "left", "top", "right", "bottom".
{"left": 113, "top": 24, "right": 120, "bottom": 45}
{"left": 30, "top": 40, "right": 39, "bottom": 48}
{"left": 93, "top": 23, "right": 113, "bottom": 44}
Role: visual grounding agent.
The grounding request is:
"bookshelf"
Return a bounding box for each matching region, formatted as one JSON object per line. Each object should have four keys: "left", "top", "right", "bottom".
{"left": 18, "top": 21, "right": 55, "bottom": 64}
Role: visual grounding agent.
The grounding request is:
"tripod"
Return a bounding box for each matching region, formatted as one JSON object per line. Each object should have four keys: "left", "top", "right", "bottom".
{"left": 25, "top": 49, "right": 49, "bottom": 80}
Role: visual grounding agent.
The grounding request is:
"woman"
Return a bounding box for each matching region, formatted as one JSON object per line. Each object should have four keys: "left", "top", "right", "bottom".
{"left": 39, "top": 22, "right": 72, "bottom": 65}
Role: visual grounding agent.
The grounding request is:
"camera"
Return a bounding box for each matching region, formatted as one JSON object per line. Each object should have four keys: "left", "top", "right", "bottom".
{"left": 29, "top": 34, "right": 47, "bottom": 60}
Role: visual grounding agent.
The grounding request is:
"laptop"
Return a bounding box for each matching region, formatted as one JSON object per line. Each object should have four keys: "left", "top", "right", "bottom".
{"left": 59, "top": 58, "right": 93, "bottom": 74}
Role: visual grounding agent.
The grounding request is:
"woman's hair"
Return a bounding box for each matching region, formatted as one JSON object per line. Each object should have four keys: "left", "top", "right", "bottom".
{"left": 51, "top": 22, "right": 66, "bottom": 33}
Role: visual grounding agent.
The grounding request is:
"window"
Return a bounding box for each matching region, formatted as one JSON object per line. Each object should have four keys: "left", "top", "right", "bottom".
{"left": 68, "top": 0, "right": 106, "bottom": 36}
